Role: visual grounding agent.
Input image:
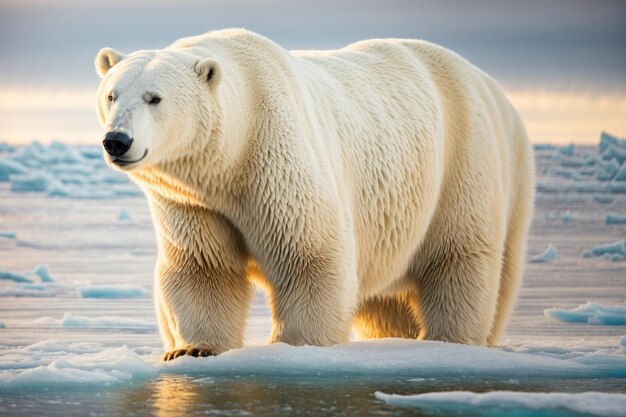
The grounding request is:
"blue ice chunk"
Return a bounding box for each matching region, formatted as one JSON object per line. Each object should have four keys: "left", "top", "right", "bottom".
{"left": 78, "top": 146, "right": 103, "bottom": 159}
{"left": 0, "top": 321, "right": 5, "bottom": 328}
{"left": 584, "top": 153, "right": 601, "bottom": 165}
{"left": 593, "top": 194, "right": 614, "bottom": 204}
{"left": 606, "top": 213, "right": 626, "bottom": 225}
{"left": 614, "top": 165, "right": 626, "bottom": 181}
{"left": 545, "top": 302, "right": 626, "bottom": 326}
{"left": 536, "top": 182, "right": 559, "bottom": 193}
{"left": 11, "top": 141, "right": 84, "bottom": 168}
{"left": 551, "top": 168, "right": 581, "bottom": 181}
{"left": 375, "top": 391, "right": 626, "bottom": 416}
{"left": 608, "top": 253, "right": 626, "bottom": 262}
{"left": 530, "top": 244, "right": 557, "bottom": 263}
{"left": 603, "top": 144, "right": 626, "bottom": 165}
{"left": 0, "top": 283, "right": 57, "bottom": 297}
{"left": 60, "top": 313, "right": 156, "bottom": 329}
{"left": 559, "top": 156, "right": 588, "bottom": 168}
{"left": 589, "top": 240, "right": 626, "bottom": 257}
{"left": 0, "top": 271, "right": 33, "bottom": 283}
{"left": 0, "top": 143, "right": 16, "bottom": 153}
{"left": 573, "top": 183, "right": 604, "bottom": 193}
{"left": 47, "top": 163, "right": 93, "bottom": 176}
{"left": 10, "top": 172, "right": 51, "bottom": 192}
{"left": 578, "top": 167, "right": 596, "bottom": 176}
{"left": 533, "top": 144, "right": 557, "bottom": 151}
{"left": 608, "top": 182, "right": 626, "bottom": 193}
{"left": 117, "top": 209, "right": 132, "bottom": 221}
{"left": 32, "top": 265, "right": 55, "bottom": 283}
{"left": 596, "top": 159, "right": 620, "bottom": 181}
{"left": 78, "top": 284, "right": 148, "bottom": 299}
{"left": 561, "top": 211, "right": 574, "bottom": 223}
{"left": 558, "top": 143, "right": 575, "bottom": 156}
{"left": 0, "top": 231, "right": 16, "bottom": 239}
{"left": 599, "top": 131, "right": 626, "bottom": 152}
{"left": 0, "top": 159, "right": 27, "bottom": 181}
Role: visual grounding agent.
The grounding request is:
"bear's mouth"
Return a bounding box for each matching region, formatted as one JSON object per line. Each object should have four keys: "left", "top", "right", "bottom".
{"left": 113, "top": 148, "right": 149, "bottom": 166}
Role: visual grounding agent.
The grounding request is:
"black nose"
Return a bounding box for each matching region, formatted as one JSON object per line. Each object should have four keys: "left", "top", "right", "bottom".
{"left": 102, "top": 131, "right": 133, "bottom": 156}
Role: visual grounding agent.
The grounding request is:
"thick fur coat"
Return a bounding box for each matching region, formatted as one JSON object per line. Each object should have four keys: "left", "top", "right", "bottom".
{"left": 95, "top": 29, "right": 534, "bottom": 360}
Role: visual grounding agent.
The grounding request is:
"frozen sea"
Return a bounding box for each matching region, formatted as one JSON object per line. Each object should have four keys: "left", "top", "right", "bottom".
{"left": 0, "top": 135, "right": 625, "bottom": 416}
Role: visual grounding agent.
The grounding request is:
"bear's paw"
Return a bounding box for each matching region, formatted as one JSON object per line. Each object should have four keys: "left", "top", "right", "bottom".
{"left": 161, "top": 345, "right": 216, "bottom": 361}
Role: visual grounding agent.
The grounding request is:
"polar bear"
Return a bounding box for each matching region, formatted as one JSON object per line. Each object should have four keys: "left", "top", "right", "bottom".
{"left": 95, "top": 29, "right": 534, "bottom": 360}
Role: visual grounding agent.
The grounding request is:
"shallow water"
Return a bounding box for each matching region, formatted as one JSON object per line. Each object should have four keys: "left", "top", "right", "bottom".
{"left": 2, "top": 375, "right": 625, "bottom": 417}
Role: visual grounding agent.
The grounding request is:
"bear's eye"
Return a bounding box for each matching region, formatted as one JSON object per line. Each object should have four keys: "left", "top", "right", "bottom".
{"left": 149, "top": 96, "right": 161, "bottom": 105}
{"left": 107, "top": 94, "right": 113, "bottom": 102}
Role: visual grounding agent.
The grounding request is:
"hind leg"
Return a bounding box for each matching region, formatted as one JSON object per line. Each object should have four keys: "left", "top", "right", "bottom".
{"left": 411, "top": 246, "right": 502, "bottom": 346}
{"left": 352, "top": 293, "right": 420, "bottom": 339}
{"left": 488, "top": 196, "right": 533, "bottom": 344}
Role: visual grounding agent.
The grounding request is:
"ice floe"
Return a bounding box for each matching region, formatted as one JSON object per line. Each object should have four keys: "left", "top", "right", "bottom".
{"left": 0, "top": 339, "right": 624, "bottom": 390}
{"left": 606, "top": 213, "right": 626, "bottom": 225}
{"left": 0, "top": 231, "right": 17, "bottom": 239}
{"left": 375, "top": 390, "right": 626, "bottom": 417}
{"left": 78, "top": 284, "right": 148, "bottom": 299}
{"left": 530, "top": 244, "right": 557, "bottom": 263}
{"left": 117, "top": 209, "right": 132, "bottom": 221}
{"left": 545, "top": 302, "right": 626, "bottom": 326}
{"left": 59, "top": 313, "right": 156, "bottom": 329}
{"left": 32, "top": 265, "right": 55, "bottom": 283}
{"left": 583, "top": 240, "right": 626, "bottom": 260}
{"left": 561, "top": 210, "right": 574, "bottom": 223}
{"left": 593, "top": 194, "right": 614, "bottom": 204}
{"left": 0, "top": 142, "right": 140, "bottom": 200}
{"left": 0, "top": 270, "right": 33, "bottom": 283}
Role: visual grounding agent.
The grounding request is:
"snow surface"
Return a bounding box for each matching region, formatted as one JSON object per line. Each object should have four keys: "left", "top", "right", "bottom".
{"left": 0, "top": 339, "right": 624, "bottom": 389}
{"left": 545, "top": 302, "right": 626, "bottom": 326}
{"left": 375, "top": 391, "right": 626, "bottom": 417}
{"left": 78, "top": 284, "right": 148, "bottom": 299}
{"left": 531, "top": 244, "right": 558, "bottom": 263}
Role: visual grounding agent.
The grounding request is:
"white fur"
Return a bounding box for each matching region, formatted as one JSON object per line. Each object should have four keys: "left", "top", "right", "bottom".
{"left": 95, "top": 29, "right": 534, "bottom": 358}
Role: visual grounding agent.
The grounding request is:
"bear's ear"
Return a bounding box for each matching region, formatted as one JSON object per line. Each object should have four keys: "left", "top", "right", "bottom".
{"left": 194, "top": 58, "right": 222, "bottom": 88}
{"left": 95, "top": 48, "right": 126, "bottom": 78}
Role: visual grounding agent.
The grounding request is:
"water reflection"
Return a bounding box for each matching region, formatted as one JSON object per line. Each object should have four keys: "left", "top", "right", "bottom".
{"left": 151, "top": 376, "right": 199, "bottom": 417}
{"left": 111, "top": 374, "right": 626, "bottom": 417}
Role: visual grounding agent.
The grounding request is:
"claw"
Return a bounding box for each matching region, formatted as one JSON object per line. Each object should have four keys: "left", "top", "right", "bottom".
{"left": 161, "top": 345, "right": 216, "bottom": 361}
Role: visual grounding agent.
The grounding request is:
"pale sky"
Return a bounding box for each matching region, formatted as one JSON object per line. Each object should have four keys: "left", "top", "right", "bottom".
{"left": 1, "top": 0, "right": 625, "bottom": 144}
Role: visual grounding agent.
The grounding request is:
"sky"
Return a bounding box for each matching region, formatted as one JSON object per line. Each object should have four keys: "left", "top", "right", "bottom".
{"left": 0, "top": 0, "right": 625, "bottom": 144}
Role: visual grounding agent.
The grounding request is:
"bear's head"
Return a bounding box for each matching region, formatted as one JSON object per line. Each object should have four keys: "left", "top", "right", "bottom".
{"left": 95, "top": 47, "right": 222, "bottom": 170}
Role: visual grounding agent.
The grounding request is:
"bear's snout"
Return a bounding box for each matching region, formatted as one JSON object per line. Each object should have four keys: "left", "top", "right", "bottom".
{"left": 103, "top": 131, "right": 133, "bottom": 157}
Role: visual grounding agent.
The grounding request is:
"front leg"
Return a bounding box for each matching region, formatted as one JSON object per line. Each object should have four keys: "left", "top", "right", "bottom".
{"left": 151, "top": 201, "right": 253, "bottom": 360}
{"left": 266, "top": 239, "right": 358, "bottom": 347}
